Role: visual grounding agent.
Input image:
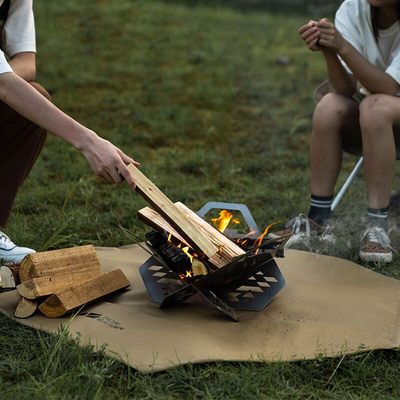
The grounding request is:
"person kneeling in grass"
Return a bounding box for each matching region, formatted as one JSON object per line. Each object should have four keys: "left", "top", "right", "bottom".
{"left": 0, "top": 0, "right": 139, "bottom": 263}
{"left": 271, "top": 0, "right": 400, "bottom": 263}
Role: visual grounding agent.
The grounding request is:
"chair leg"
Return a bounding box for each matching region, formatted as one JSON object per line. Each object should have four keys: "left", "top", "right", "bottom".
{"left": 331, "top": 157, "right": 364, "bottom": 212}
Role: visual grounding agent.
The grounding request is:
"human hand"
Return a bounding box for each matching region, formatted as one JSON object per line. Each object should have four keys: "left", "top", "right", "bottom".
{"left": 298, "top": 20, "right": 322, "bottom": 51}
{"left": 316, "top": 18, "right": 346, "bottom": 53}
{"left": 80, "top": 132, "right": 140, "bottom": 189}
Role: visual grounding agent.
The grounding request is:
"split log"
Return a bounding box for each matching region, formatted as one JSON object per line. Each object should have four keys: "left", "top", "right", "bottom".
{"left": 138, "top": 207, "right": 190, "bottom": 247}
{"left": 175, "top": 202, "right": 246, "bottom": 263}
{"left": 19, "top": 245, "right": 100, "bottom": 282}
{"left": 138, "top": 202, "right": 246, "bottom": 268}
{"left": 14, "top": 296, "right": 37, "bottom": 319}
{"left": 17, "top": 268, "right": 102, "bottom": 300}
{"left": 39, "top": 269, "right": 130, "bottom": 318}
{"left": 127, "top": 164, "right": 219, "bottom": 259}
{"left": 1, "top": 264, "right": 20, "bottom": 288}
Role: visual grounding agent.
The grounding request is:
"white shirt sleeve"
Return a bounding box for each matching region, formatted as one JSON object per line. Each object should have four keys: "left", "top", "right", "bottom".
{"left": 335, "top": 1, "right": 364, "bottom": 74}
{"left": 2, "top": 0, "right": 35, "bottom": 57}
{"left": 0, "top": 48, "right": 13, "bottom": 74}
{"left": 385, "top": 49, "right": 400, "bottom": 85}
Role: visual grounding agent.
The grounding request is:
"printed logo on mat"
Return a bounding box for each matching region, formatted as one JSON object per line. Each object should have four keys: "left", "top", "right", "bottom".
{"left": 79, "top": 312, "right": 124, "bottom": 330}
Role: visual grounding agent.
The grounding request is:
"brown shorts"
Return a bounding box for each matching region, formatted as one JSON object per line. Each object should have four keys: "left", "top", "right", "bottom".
{"left": 0, "top": 82, "right": 50, "bottom": 227}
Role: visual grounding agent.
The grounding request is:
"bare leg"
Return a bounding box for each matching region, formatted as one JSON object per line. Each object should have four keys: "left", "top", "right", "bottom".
{"left": 310, "top": 92, "right": 360, "bottom": 196}
{"left": 359, "top": 95, "right": 400, "bottom": 210}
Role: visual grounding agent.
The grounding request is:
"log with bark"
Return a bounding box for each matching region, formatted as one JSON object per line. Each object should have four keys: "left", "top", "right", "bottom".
{"left": 14, "top": 296, "right": 38, "bottom": 319}
{"left": 19, "top": 245, "right": 100, "bottom": 282}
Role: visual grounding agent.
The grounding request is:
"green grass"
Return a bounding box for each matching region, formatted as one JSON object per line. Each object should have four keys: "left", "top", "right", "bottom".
{"left": 1, "top": 0, "right": 400, "bottom": 398}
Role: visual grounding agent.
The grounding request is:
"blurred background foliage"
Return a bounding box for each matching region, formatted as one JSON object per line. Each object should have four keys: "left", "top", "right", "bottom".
{"left": 160, "top": 0, "right": 343, "bottom": 14}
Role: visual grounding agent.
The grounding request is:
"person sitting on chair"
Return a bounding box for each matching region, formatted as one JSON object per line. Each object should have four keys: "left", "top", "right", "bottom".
{"left": 271, "top": 0, "right": 400, "bottom": 263}
{"left": 0, "top": 0, "right": 139, "bottom": 263}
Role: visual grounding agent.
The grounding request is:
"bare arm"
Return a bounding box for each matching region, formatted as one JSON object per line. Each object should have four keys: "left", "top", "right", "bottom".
{"left": 318, "top": 19, "right": 400, "bottom": 95}
{"left": 0, "top": 72, "right": 139, "bottom": 187}
{"left": 299, "top": 21, "right": 356, "bottom": 96}
{"left": 8, "top": 52, "right": 36, "bottom": 82}
{"left": 322, "top": 50, "right": 356, "bottom": 97}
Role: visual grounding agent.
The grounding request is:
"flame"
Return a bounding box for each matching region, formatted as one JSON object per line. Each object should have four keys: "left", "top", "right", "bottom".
{"left": 181, "top": 246, "right": 193, "bottom": 262}
{"left": 167, "top": 233, "right": 172, "bottom": 242}
{"left": 179, "top": 270, "right": 192, "bottom": 279}
{"left": 211, "top": 210, "right": 240, "bottom": 233}
{"left": 253, "top": 222, "right": 279, "bottom": 254}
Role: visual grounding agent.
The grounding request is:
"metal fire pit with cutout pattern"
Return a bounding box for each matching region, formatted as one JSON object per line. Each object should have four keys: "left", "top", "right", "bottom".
{"left": 139, "top": 202, "right": 290, "bottom": 322}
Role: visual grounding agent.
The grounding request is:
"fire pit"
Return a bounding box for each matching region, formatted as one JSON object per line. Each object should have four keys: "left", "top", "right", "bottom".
{"left": 139, "top": 202, "right": 289, "bottom": 321}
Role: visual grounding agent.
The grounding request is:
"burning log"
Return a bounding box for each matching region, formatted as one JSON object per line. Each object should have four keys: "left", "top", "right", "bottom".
{"left": 38, "top": 269, "right": 130, "bottom": 318}
{"left": 19, "top": 245, "right": 101, "bottom": 282}
{"left": 146, "top": 231, "right": 194, "bottom": 275}
{"left": 14, "top": 296, "right": 37, "bottom": 319}
{"left": 138, "top": 203, "right": 246, "bottom": 269}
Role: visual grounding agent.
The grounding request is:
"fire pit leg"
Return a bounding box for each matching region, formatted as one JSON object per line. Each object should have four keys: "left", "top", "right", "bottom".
{"left": 159, "top": 284, "right": 197, "bottom": 309}
{"left": 161, "top": 282, "right": 239, "bottom": 322}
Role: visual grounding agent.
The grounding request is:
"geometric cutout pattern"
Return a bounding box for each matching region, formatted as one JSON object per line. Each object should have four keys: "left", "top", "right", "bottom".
{"left": 140, "top": 251, "right": 285, "bottom": 314}
{"left": 149, "top": 266, "right": 163, "bottom": 271}
{"left": 217, "top": 260, "right": 285, "bottom": 311}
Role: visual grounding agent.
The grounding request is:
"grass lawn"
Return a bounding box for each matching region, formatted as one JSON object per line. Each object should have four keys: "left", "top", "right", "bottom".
{"left": 1, "top": 0, "right": 400, "bottom": 398}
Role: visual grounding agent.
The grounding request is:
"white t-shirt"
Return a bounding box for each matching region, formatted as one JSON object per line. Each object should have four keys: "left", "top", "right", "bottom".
{"left": 335, "top": 0, "right": 400, "bottom": 85}
{"left": 0, "top": 0, "right": 36, "bottom": 75}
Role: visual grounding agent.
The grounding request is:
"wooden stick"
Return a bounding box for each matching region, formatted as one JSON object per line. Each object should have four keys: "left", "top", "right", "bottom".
{"left": 17, "top": 268, "right": 102, "bottom": 300}
{"left": 19, "top": 245, "right": 100, "bottom": 282}
{"left": 14, "top": 296, "right": 38, "bottom": 319}
{"left": 127, "top": 164, "right": 219, "bottom": 259}
{"left": 39, "top": 269, "right": 130, "bottom": 318}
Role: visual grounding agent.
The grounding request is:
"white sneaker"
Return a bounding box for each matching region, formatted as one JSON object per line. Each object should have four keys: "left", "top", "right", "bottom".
{"left": 0, "top": 231, "right": 36, "bottom": 263}
{"left": 359, "top": 226, "right": 394, "bottom": 263}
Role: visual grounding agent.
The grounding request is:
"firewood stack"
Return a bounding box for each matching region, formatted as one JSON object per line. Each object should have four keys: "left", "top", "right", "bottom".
{"left": 2, "top": 245, "right": 130, "bottom": 319}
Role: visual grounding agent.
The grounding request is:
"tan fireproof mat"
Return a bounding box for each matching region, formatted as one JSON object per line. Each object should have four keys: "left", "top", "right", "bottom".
{"left": 0, "top": 244, "right": 399, "bottom": 372}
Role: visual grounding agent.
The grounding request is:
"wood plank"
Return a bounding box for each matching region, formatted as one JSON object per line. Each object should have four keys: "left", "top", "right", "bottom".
{"left": 175, "top": 202, "right": 245, "bottom": 258}
{"left": 14, "top": 296, "right": 37, "bottom": 319}
{"left": 17, "top": 268, "right": 102, "bottom": 300}
{"left": 137, "top": 207, "right": 190, "bottom": 247}
{"left": 19, "top": 245, "right": 100, "bottom": 282}
{"left": 138, "top": 203, "right": 246, "bottom": 268}
{"left": 39, "top": 269, "right": 130, "bottom": 318}
{"left": 127, "top": 164, "right": 219, "bottom": 259}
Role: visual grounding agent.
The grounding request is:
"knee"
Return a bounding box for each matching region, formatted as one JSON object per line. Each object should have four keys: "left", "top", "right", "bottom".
{"left": 359, "top": 94, "right": 393, "bottom": 132}
{"left": 29, "top": 82, "right": 51, "bottom": 101}
{"left": 313, "top": 92, "right": 353, "bottom": 126}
